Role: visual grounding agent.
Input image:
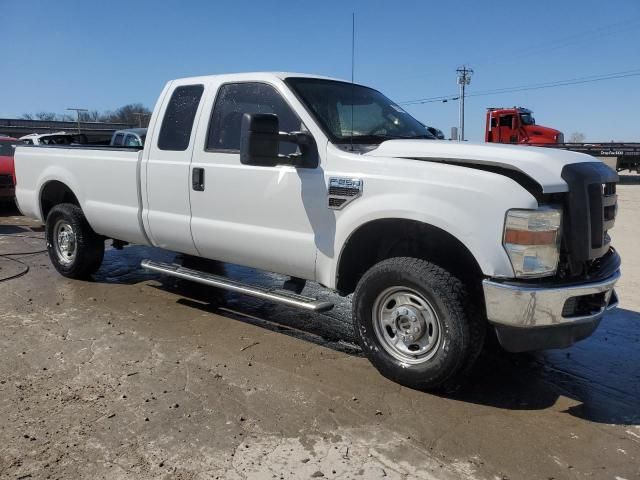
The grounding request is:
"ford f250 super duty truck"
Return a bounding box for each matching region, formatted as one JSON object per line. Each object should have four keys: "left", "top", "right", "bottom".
{"left": 14, "top": 73, "right": 621, "bottom": 390}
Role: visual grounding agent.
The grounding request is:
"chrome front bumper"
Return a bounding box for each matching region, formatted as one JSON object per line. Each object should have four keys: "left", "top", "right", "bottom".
{"left": 483, "top": 270, "right": 620, "bottom": 351}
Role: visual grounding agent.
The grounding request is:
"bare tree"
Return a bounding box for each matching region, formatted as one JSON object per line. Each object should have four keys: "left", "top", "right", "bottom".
{"left": 35, "top": 112, "right": 58, "bottom": 121}
{"left": 78, "top": 110, "right": 101, "bottom": 122}
{"left": 20, "top": 104, "right": 151, "bottom": 126}
{"left": 100, "top": 103, "right": 151, "bottom": 125}
{"left": 568, "top": 132, "right": 586, "bottom": 143}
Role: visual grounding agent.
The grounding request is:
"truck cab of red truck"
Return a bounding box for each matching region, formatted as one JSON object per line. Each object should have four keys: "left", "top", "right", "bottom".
{"left": 485, "top": 107, "right": 564, "bottom": 145}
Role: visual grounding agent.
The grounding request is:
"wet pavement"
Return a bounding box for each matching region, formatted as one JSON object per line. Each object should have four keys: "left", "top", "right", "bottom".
{"left": 0, "top": 181, "right": 639, "bottom": 479}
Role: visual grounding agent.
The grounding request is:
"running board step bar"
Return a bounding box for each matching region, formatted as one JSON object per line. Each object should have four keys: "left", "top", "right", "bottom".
{"left": 141, "top": 259, "right": 334, "bottom": 312}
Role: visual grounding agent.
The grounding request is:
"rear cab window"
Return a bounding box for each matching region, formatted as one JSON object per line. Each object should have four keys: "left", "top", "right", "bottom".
{"left": 124, "top": 134, "right": 141, "bottom": 147}
{"left": 158, "top": 85, "right": 204, "bottom": 151}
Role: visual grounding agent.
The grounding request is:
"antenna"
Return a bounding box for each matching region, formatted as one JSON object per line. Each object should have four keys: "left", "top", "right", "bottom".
{"left": 350, "top": 12, "right": 355, "bottom": 151}
{"left": 351, "top": 13, "right": 355, "bottom": 83}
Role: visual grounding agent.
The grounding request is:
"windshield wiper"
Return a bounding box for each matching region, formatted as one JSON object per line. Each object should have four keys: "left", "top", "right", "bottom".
{"left": 394, "top": 134, "right": 434, "bottom": 140}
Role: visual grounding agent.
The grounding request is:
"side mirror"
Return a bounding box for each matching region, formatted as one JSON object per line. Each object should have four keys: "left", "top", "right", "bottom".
{"left": 240, "top": 113, "right": 280, "bottom": 167}
{"left": 240, "top": 113, "right": 317, "bottom": 167}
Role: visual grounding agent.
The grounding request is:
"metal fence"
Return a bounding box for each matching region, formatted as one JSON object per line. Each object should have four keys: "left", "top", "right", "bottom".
{"left": 0, "top": 118, "right": 134, "bottom": 142}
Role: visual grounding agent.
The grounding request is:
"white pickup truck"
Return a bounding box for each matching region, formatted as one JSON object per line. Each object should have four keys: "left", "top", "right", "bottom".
{"left": 14, "top": 73, "right": 621, "bottom": 390}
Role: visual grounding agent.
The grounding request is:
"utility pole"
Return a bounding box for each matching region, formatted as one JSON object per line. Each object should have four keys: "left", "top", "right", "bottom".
{"left": 456, "top": 66, "right": 473, "bottom": 141}
{"left": 66, "top": 108, "right": 88, "bottom": 134}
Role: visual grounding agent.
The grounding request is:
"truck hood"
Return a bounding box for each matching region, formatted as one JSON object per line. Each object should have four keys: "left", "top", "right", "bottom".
{"left": 523, "top": 124, "right": 562, "bottom": 143}
{"left": 365, "top": 140, "right": 597, "bottom": 194}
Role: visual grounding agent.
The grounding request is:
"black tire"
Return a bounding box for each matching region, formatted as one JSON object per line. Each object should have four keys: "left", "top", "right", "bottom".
{"left": 45, "top": 203, "right": 104, "bottom": 279}
{"left": 352, "top": 257, "right": 484, "bottom": 391}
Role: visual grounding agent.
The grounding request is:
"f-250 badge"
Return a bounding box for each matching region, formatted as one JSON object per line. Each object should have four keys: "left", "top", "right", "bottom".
{"left": 328, "top": 177, "right": 363, "bottom": 210}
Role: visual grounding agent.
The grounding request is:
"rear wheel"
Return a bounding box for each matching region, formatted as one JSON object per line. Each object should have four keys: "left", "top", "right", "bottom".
{"left": 46, "top": 203, "right": 104, "bottom": 279}
{"left": 352, "top": 257, "right": 484, "bottom": 391}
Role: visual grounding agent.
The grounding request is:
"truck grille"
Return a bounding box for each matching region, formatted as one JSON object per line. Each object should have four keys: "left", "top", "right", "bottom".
{"left": 560, "top": 162, "right": 619, "bottom": 275}
{"left": 0, "top": 174, "right": 13, "bottom": 186}
{"left": 596, "top": 182, "right": 617, "bottom": 251}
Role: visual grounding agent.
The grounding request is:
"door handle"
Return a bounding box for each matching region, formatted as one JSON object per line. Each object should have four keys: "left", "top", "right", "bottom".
{"left": 192, "top": 167, "right": 205, "bottom": 191}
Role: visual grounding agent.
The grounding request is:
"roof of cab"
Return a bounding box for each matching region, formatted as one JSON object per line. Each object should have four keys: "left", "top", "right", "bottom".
{"left": 113, "top": 128, "right": 147, "bottom": 135}
{"left": 169, "top": 72, "right": 346, "bottom": 84}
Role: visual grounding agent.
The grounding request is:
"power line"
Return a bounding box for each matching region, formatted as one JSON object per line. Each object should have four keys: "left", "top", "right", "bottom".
{"left": 400, "top": 17, "right": 640, "bottom": 82}
{"left": 465, "top": 69, "right": 640, "bottom": 99}
{"left": 473, "top": 17, "right": 640, "bottom": 69}
{"left": 399, "top": 68, "right": 640, "bottom": 106}
{"left": 401, "top": 69, "right": 640, "bottom": 104}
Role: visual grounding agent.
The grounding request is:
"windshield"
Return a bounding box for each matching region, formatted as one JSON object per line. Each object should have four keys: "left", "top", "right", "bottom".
{"left": 519, "top": 112, "right": 535, "bottom": 125}
{"left": 286, "top": 78, "right": 434, "bottom": 144}
{"left": 0, "top": 140, "right": 16, "bottom": 156}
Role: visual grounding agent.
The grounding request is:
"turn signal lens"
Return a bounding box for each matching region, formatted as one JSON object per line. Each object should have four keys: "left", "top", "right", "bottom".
{"left": 503, "top": 208, "right": 562, "bottom": 278}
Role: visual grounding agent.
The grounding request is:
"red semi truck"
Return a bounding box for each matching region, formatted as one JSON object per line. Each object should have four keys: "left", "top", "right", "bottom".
{"left": 485, "top": 107, "right": 563, "bottom": 144}
{"left": 484, "top": 107, "right": 640, "bottom": 172}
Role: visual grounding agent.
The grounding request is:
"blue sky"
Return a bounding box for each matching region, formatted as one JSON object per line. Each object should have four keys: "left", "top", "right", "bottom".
{"left": 1, "top": 0, "right": 639, "bottom": 141}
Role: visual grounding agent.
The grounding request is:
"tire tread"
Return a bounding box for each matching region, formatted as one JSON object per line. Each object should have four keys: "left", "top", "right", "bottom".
{"left": 352, "top": 257, "right": 484, "bottom": 391}
{"left": 45, "top": 203, "right": 104, "bottom": 279}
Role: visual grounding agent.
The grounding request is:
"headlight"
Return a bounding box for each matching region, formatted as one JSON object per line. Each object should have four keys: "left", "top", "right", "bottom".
{"left": 503, "top": 207, "right": 562, "bottom": 278}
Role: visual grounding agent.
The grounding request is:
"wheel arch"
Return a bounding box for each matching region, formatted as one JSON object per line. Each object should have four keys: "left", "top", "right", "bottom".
{"left": 39, "top": 180, "right": 81, "bottom": 221}
{"left": 335, "top": 218, "right": 485, "bottom": 296}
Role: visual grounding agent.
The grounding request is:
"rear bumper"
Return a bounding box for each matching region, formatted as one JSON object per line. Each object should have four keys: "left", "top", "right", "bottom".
{"left": 483, "top": 269, "right": 620, "bottom": 352}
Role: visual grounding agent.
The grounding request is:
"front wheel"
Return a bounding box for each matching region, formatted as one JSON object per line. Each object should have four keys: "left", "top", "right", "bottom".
{"left": 45, "top": 203, "right": 105, "bottom": 279}
{"left": 352, "top": 257, "right": 484, "bottom": 391}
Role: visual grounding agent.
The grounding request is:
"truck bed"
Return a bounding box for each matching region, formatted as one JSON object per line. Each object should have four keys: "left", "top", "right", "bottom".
{"left": 14, "top": 145, "right": 149, "bottom": 245}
